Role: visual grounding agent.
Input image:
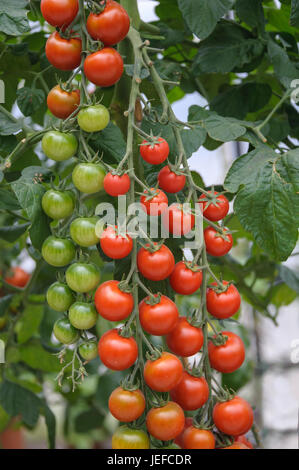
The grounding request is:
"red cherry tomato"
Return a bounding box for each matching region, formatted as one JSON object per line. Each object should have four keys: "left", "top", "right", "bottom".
{"left": 213, "top": 396, "right": 254, "bottom": 436}
{"left": 170, "top": 261, "right": 202, "bottom": 295}
{"left": 137, "top": 244, "right": 175, "bottom": 281}
{"left": 41, "top": 0, "right": 78, "bottom": 28}
{"left": 199, "top": 191, "right": 229, "bottom": 222}
{"left": 166, "top": 317, "right": 203, "bottom": 357}
{"left": 182, "top": 427, "right": 215, "bottom": 449}
{"left": 140, "top": 189, "right": 168, "bottom": 216}
{"left": 146, "top": 402, "right": 185, "bottom": 441}
{"left": 103, "top": 173, "right": 131, "bottom": 196}
{"left": 47, "top": 85, "right": 80, "bottom": 119}
{"left": 162, "top": 203, "right": 195, "bottom": 236}
{"left": 46, "top": 32, "right": 82, "bottom": 70}
{"left": 109, "top": 387, "right": 145, "bottom": 422}
{"left": 144, "top": 352, "right": 183, "bottom": 392}
{"left": 86, "top": 0, "right": 130, "bottom": 46}
{"left": 174, "top": 417, "right": 193, "bottom": 448}
{"left": 235, "top": 434, "right": 254, "bottom": 449}
{"left": 139, "top": 294, "right": 179, "bottom": 336}
{"left": 84, "top": 48, "right": 124, "bottom": 87}
{"left": 170, "top": 371, "right": 209, "bottom": 411}
{"left": 4, "top": 267, "right": 30, "bottom": 288}
{"left": 100, "top": 226, "right": 133, "bottom": 259}
{"left": 94, "top": 280, "right": 134, "bottom": 321}
{"left": 140, "top": 137, "right": 169, "bottom": 165}
{"left": 158, "top": 165, "right": 186, "bottom": 193}
{"left": 98, "top": 329, "right": 138, "bottom": 370}
{"left": 207, "top": 281, "right": 241, "bottom": 319}
{"left": 208, "top": 331, "right": 245, "bottom": 373}
{"left": 204, "top": 226, "right": 233, "bottom": 257}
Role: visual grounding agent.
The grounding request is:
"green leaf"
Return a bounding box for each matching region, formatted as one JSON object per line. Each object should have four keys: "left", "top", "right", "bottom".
{"left": 29, "top": 210, "right": 51, "bottom": 251}
{"left": 235, "top": 0, "right": 265, "bottom": 30}
{"left": 18, "top": 340, "right": 62, "bottom": 372}
{"left": 0, "top": 381, "right": 40, "bottom": 427}
{"left": 270, "top": 283, "right": 297, "bottom": 307}
{"left": 90, "top": 122, "right": 126, "bottom": 163}
{"left": 41, "top": 404, "right": 56, "bottom": 449}
{"left": 0, "top": 189, "right": 21, "bottom": 210}
{"left": 124, "top": 64, "right": 150, "bottom": 79}
{"left": 16, "top": 87, "right": 45, "bottom": 117}
{"left": 74, "top": 408, "right": 105, "bottom": 433}
{"left": 0, "top": 295, "right": 13, "bottom": 318}
{"left": 12, "top": 176, "right": 46, "bottom": 221}
{"left": 222, "top": 358, "right": 254, "bottom": 391}
{"left": 0, "top": 109, "right": 22, "bottom": 136}
{"left": 0, "top": 0, "right": 30, "bottom": 36}
{"left": 290, "top": 0, "right": 299, "bottom": 26}
{"left": 17, "top": 304, "right": 44, "bottom": 344}
{"left": 0, "top": 222, "right": 30, "bottom": 242}
{"left": 267, "top": 39, "right": 298, "bottom": 88}
{"left": 279, "top": 265, "right": 299, "bottom": 294}
{"left": 0, "top": 405, "right": 10, "bottom": 433}
{"left": 178, "top": 0, "right": 233, "bottom": 40}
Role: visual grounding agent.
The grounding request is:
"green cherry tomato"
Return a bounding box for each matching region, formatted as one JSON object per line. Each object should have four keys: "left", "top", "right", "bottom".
{"left": 42, "top": 131, "right": 78, "bottom": 161}
{"left": 72, "top": 163, "right": 106, "bottom": 194}
{"left": 112, "top": 426, "right": 150, "bottom": 450}
{"left": 66, "top": 262, "right": 100, "bottom": 293}
{"left": 42, "top": 236, "right": 75, "bottom": 267}
{"left": 53, "top": 317, "right": 79, "bottom": 344}
{"left": 79, "top": 340, "right": 98, "bottom": 361}
{"left": 70, "top": 217, "right": 100, "bottom": 247}
{"left": 68, "top": 301, "right": 97, "bottom": 330}
{"left": 46, "top": 282, "right": 74, "bottom": 312}
{"left": 77, "top": 105, "right": 110, "bottom": 132}
{"left": 42, "top": 189, "right": 75, "bottom": 220}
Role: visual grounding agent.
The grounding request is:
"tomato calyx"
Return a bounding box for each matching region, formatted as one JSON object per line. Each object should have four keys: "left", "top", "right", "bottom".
{"left": 184, "top": 260, "right": 202, "bottom": 274}
{"left": 199, "top": 190, "right": 226, "bottom": 208}
{"left": 89, "top": 0, "right": 107, "bottom": 14}
{"left": 208, "top": 280, "right": 233, "bottom": 294}
{"left": 139, "top": 188, "right": 162, "bottom": 202}
{"left": 144, "top": 292, "right": 162, "bottom": 306}
{"left": 215, "top": 433, "right": 235, "bottom": 449}
{"left": 211, "top": 226, "right": 233, "bottom": 243}
{"left": 210, "top": 331, "right": 229, "bottom": 347}
{"left": 139, "top": 240, "right": 165, "bottom": 254}
{"left": 140, "top": 135, "right": 165, "bottom": 148}
{"left": 145, "top": 346, "right": 163, "bottom": 362}
{"left": 117, "top": 280, "right": 133, "bottom": 294}
{"left": 120, "top": 378, "right": 140, "bottom": 393}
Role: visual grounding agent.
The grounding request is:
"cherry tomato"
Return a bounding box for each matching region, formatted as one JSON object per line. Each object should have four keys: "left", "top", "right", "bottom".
{"left": 42, "top": 236, "right": 75, "bottom": 267}
{"left": 204, "top": 226, "right": 233, "bottom": 257}
{"left": 213, "top": 396, "right": 254, "bottom": 436}
{"left": 100, "top": 226, "right": 133, "bottom": 259}
{"left": 68, "top": 302, "right": 97, "bottom": 330}
{"left": 223, "top": 442, "right": 250, "bottom": 449}
{"left": 79, "top": 340, "right": 98, "bottom": 361}
{"left": 86, "top": 0, "right": 130, "bottom": 46}
{"left": 98, "top": 329, "right": 138, "bottom": 370}
{"left": 42, "top": 189, "right": 75, "bottom": 220}
{"left": 140, "top": 137, "right": 169, "bottom": 165}
{"left": 84, "top": 48, "right": 124, "bottom": 87}
{"left": 208, "top": 331, "right": 245, "bottom": 373}
{"left": 199, "top": 191, "right": 229, "bottom": 222}
{"left": 53, "top": 317, "right": 78, "bottom": 344}
{"left": 174, "top": 417, "right": 193, "bottom": 448}
{"left": 170, "top": 261, "right": 202, "bottom": 295}
{"left": 137, "top": 244, "right": 175, "bottom": 281}
{"left": 41, "top": 0, "right": 78, "bottom": 28}
{"left": 4, "top": 267, "right": 30, "bottom": 288}
{"left": 112, "top": 426, "right": 149, "bottom": 449}
{"left": 66, "top": 262, "right": 100, "bottom": 293}
{"left": 42, "top": 131, "right": 78, "bottom": 161}
{"left": 140, "top": 189, "right": 168, "bottom": 216}
{"left": 158, "top": 165, "right": 186, "bottom": 193}
{"left": 94, "top": 280, "right": 134, "bottom": 321}
{"left": 103, "top": 172, "right": 131, "bottom": 196}
{"left": 46, "top": 282, "right": 74, "bottom": 312}
{"left": 144, "top": 352, "right": 183, "bottom": 392}
{"left": 72, "top": 162, "right": 105, "bottom": 194}
{"left": 46, "top": 32, "right": 82, "bottom": 70}
{"left": 235, "top": 434, "right": 253, "bottom": 449}
{"left": 162, "top": 203, "right": 195, "bottom": 236}
{"left": 109, "top": 387, "right": 145, "bottom": 422}
{"left": 146, "top": 402, "right": 185, "bottom": 441}
{"left": 47, "top": 85, "right": 80, "bottom": 119}
{"left": 166, "top": 317, "right": 203, "bottom": 357}
{"left": 207, "top": 281, "right": 241, "bottom": 319}
{"left": 77, "top": 105, "right": 110, "bottom": 132}
{"left": 70, "top": 217, "right": 99, "bottom": 247}
{"left": 139, "top": 294, "right": 179, "bottom": 336}
{"left": 170, "top": 371, "right": 209, "bottom": 411}
{"left": 182, "top": 427, "right": 215, "bottom": 449}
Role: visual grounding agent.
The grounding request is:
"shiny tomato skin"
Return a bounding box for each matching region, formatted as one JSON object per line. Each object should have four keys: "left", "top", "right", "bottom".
{"left": 41, "top": 0, "right": 78, "bottom": 27}
{"left": 144, "top": 352, "right": 183, "bottom": 392}
{"left": 140, "top": 137, "right": 169, "bottom": 165}
{"left": 109, "top": 387, "right": 145, "bottom": 422}
{"left": 4, "top": 267, "right": 30, "bottom": 288}
{"left": 166, "top": 317, "right": 204, "bottom": 357}
{"left": 86, "top": 0, "right": 130, "bottom": 46}
{"left": 42, "top": 131, "right": 78, "bottom": 161}
{"left": 47, "top": 85, "right": 80, "bottom": 119}
{"left": 77, "top": 105, "right": 110, "bottom": 132}
{"left": 53, "top": 317, "right": 78, "bottom": 344}
{"left": 162, "top": 203, "right": 195, "bottom": 236}
{"left": 98, "top": 329, "right": 138, "bottom": 370}
{"left": 158, "top": 165, "right": 186, "bottom": 193}
{"left": 170, "top": 371, "right": 209, "bottom": 411}
{"left": 72, "top": 163, "right": 105, "bottom": 194}
{"left": 100, "top": 226, "right": 133, "bottom": 259}
{"left": 235, "top": 434, "right": 253, "bottom": 449}
{"left": 46, "top": 32, "right": 82, "bottom": 70}
{"left": 213, "top": 396, "right": 254, "bottom": 436}
{"left": 42, "top": 236, "right": 75, "bottom": 267}
{"left": 139, "top": 294, "right": 179, "bottom": 336}
{"left": 170, "top": 261, "right": 202, "bottom": 295}
{"left": 94, "top": 280, "right": 134, "bottom": 321}
{"left": 137, "top": 244, "right": 175, "bottom": 281}
{"left": 79, "top": 340, "right": 98, "bottom": 361}
{"left": 207, "top": 281, "right": 241, "bottom": 319}
{"left": 112, "top": 426, "right": 150, "bottom": 449}
{"left": 204, "top": 226, "right": 233, "bottom": 257}
{"left": 140, "top": 189, "right": 168, "bottom": 216}
{"left": 103, "top": 172, "right": 131, "bottom": 196}
{"left": 65, "top": 262, "right": 100, "bottom": 293}
{"left": 208, "top": 331, "right": 245, "bottom": 373}
{"left": 46, "top": 281, "right": 74, "bottom": 312}
{"left": 70, "top": 217, "right": 99, "bottom": 247}
{"left": 146, "top": 402, "right": 185, "bottom": 441}
{"left": 84, "top": 48, "right": 123, "bottom": 87}
{"left": 42, "top": 189, "right": 75, "bottom": 220}
{"left": 223, "top": 442, "right": 250, "bottom": 449}
{"left": 68, "top": 301, "right": 97, "bottom": 330}
{"left": 174, "top": 417, "right": 193, "bottom": 448}
{"left": 182, "top": 427, "right": 215, "bottom": 449}
{"left": 199, "top": 191, "right": 229, "bottom": 222}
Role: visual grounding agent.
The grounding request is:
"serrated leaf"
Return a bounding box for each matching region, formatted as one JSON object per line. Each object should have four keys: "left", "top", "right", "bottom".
{"left": 90, "top": 122, "right": 126, "bottom": 163}
{"left": 267, "top": 39, "right": 298, "bottom": 88}
{"left": 0, "top": 381, "right": 40, "bottom": 427}
{"left": 279, "top": 265, "right": 299, "bottom": 293}
{"left": 17, "top": 304, "right": 44, "bottom": 344}
{"left": 0, "top": 109, "right": 22, "bottom": 136}
{"left": 12, "top": 178, "right": 45, "bottom": 220}
{"left": 0, "top": 223, "right": 30, "bottom": 243}
{"left": 16, "top": 87, "right": 45, "bottom": 117}
{"left": 18, "top": 340, "right": 62, "bottom": 372}
{"left": 0, "top": 189, "right": 21, "bottom": 210}
{"left": 0, "top": 0, "right": 30, "bottom": 36}
{"left": 235, "top": 0, "right": 265, "bottom": 30}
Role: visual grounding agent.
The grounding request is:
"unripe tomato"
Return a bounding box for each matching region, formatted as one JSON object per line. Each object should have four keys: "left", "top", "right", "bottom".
{"left": 68, "top": 302, "right": 97, "bottom": 329}
{"left": 137, "top": 244, "right": 175, "bottom": 281}
{"left": 112, "top": 426, "right": 150, "bottom": 449}
{"left": 158, "top": 165, "right": 186, "bottom": 193}
{"left": 77, "top": 105, "right": 110, "bottom": 133}
{"left": 4, "top": 267, "right": 30, "bottom": 288}
{"left": 146, "top": 402, "right": 185, "bottom": 441}
{"left": 170, "top": 261, "right": 202, "bottom": 295}
{"left": 208, "top": 331, "right": 245, "bottom": 373}
{"left": 42, "top": 236, "right": 75, "bottom": 267}
{"left": 46, "top": 32, "right": 82, "bottom": 71}
{"left": 109, "top": 387, "right": 145, "bottom": 422}
{"left": 207, "top": 282, "right": 241, "bottom": 319}
{"left": 72, "top": 163, "right": 105, "bottom": 194}
{"left": 47, "top": 85, "right": 80, "bottom": 119}
{"left": 98, "top": 329, "right": 138, "bottom": 370}
{"left": 162, "top": 203, "right": 195, "bottom": 236}
{"left": 84, "top": 48, "right": 124, "bottom": 87}
{"left": 79, "top": 340, "right": 98, "bottom": 361}
{"left": 42, "top": 131, "right": 78, "bottom": 161}
{"left": 140, "top": 137, "right": 169, "bottom": 165}
{"left": 86, "top": 1, "right": 130, "bottom": 46}
{"left": 199, "top": 191, "right": 229, "bottom": 222}
{"left": 166, "top": 317, "right": 204, "bottom": 357}
{"left": 46, "top": 282, "right": 74, "bottom": 312}
{"left": 41, "top": 0, "right": 79, "bottom": 28}
{"left": 170, "top": 371, "right": 209, "bottom": 411}
{"left": 144, "top": 352, "right": 183, "bottom": 392}
{"left": 94, "top": 280, "right": 134, "bottom": 321}
{"left": 139, "top": 294, "right": 179, "bottom": 336}
{"left": 42, "top": 190, "right": 75, "bottom": 220}
{"left": 213, "top": 396, "right": 254, "bottom": 436}
{"left": 70, "top": 217, "right": 99, "bottom": 247}
{"left": 66, "top": 262, "right": 100, "bottom": 293}
{"left": 140, "top": 189, "right": 168, "bottom": 216}
{"left": 53, "top": 317, "right": 78, "bottom": 344}
{"left": 100, "top": 226, "right": 133, "bottom": 259}
{"left": 204, "top": 226, "right": 233, "bottom": 257}
{"left": 182, "top": 427, "right": 215, "bottom": 449}
{"left": 103, "top": 172, "right": 131, "bottom": 196}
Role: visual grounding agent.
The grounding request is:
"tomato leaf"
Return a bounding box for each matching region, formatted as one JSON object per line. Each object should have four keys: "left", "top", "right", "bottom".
{"left": 267, "top": 39, "right": 298, "bottom": 88}
{"left": 0, "top": 380, "right": 40, "bottom": 427}
{"left": 18, "top": 340, "right": 62, "bottom": 372}
{"left": 290, "top": 0, "right": 299, "bottom": 26}
{"left": 235, "top": 0, "right": 265, "bottom": 30}
{"left": 0, "top": 0, "right": 30, "bottom": 36}
{"left": 0, "top": 295, "right": 13, "bottom": 318}
{"left": 0, "top": 222, "right": 30, "bottom": 242}
{"left": 0, "top": 109, "right": 22, "bottom": 136}
{"left": 74, "top": 408, "right": 105, "bottom": 433}
{"left": 0, "top": 188, "right": 21, "bottom": 210}
{"left": 279, "top": 265, "right": 299, "bottom": 294}
{"left": 90, "top": 122, "right": 126, "bottom": 163}
{"left": 17, "top": 304, "right": 44, "bottom": 344}
{"left": 16, "top": 87, "right": 45, "bottom": 117}
{"left": 41, "top": 403, "right": 56, "bottom": 449}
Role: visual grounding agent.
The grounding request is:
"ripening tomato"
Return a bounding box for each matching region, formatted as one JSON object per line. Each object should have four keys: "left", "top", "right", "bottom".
{"left": 53, "top": 317, "right": 78, "bottom": 344}
{"left": 47, "top": 85, "right": 80, "bottom": 119}
{"left": 235, "top": 434, "right": 253, "bottom": 449}
{"left": 94, "top": 280, "right": 134, "bottom": 321}
{"left": 223, "top": 442, "right": 250, "bottom": 449}
{"left": 98, "top": 329, "right": 138, "bottom": 370}
{"left": 4, "top": 267, "right": 30, "bottom": 288}
{"left": 112, "top": 426, "right": 150, "bottom": 449}
{"left": 166, "top": 317, "right": 204, "bottom": 357}
{"left": 140, "top": 137, "right": 169, "bottom": 165}
{"left": 42, "top": 131, "right": 78, "bottom": 161}
{"left": 199, "top": 191, "right": 229, "bottom": 222}
{"left": 103, "top": 172, "right": 131, "bottom": 196}
{"left": 170, "top": 261, "right": 202, "bottom": 295}
{"left": 204, "top": 226, "right": 233, "bottom": 257}
{"left": 42, "top": 189, "right": 75, "bottom": 220}
{"left": 66, "top": 262, "right": 100, "bottom": 293}
{"left": 140, "top": 189, "right": 168, "bottom": 216}
{"left": 162, "top": 203, "right": 195, "bottom": 236}
{"left": 46, "top": 32, "right": 82, "bottom": 70}
{"left": 79, "top": 340, "right": 98, "bottom": 361}
{"left": 100, "top": 226, "right": 133, "bottom": 259}
{"left": 86, "top": 0, "right": 130, "bottom": 46}
{"left": 70, "top": 217, "right": 99, "bottom": 247}
{"left": 146, "top": 402, "right": 185, "bottom": 441}
{"left": 182, "top": 427, "right": 215, "bottom": 449}
{"left": 109, "top": 387, "right": 145, "bottom": 422}
{"left": 41, "top": 0, "right": 78, "bottom": 28}
{"left": 174, "top": 417, "right": 193, "bottom": 448}
{"left": 213, "top": 396, "right": 254, "bottom": 436}
{"left": 68, "top": 301, "right": 97, "bottom": 330}
{"left": 170, "top": 371, "right": 209, "bottom": 411}
{"left": 139, "top": 294, "right": 179, "bottom": 336}
{"left": 207, "top": 282, "right": 241, "bottom": 319}
{"left": 158, "top": 165, "right": 186, "bottom": 193}
{"left": 144, "top": 352, "right": 183, "bottom": 392}
{"left": 137, "top": 244, "right": 175, "bottom": 281}
{"left": 208, "top": 331, "right": 245, "bottom": 373}
{"left": 42, "top": 236, "right": 75, "bottom": 267}
{"left": 46, "top": 282, "right": 74, "bottom": 312}
{"left": 77, "top": 105, "right": 110, "bottom": 132}
{"left": 84, "top": 48, "right": 124, "bottom": 87}
{"left": 72, "top": 162, "right": 105, "bottom": 194}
